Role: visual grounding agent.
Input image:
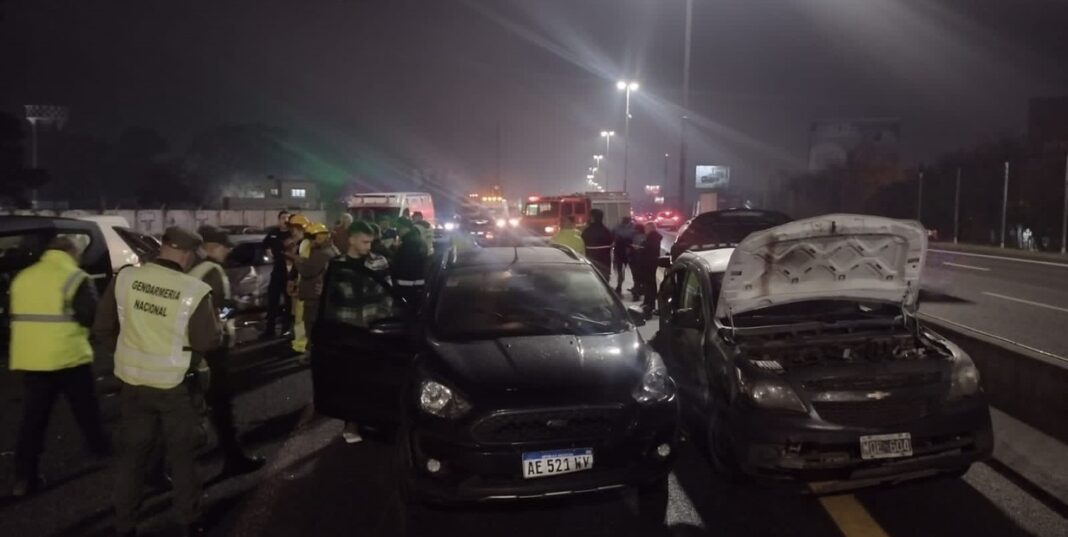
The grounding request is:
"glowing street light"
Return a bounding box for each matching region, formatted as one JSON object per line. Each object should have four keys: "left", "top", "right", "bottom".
{"left": 616, "top": 80, "right": 639, "bottom": 193}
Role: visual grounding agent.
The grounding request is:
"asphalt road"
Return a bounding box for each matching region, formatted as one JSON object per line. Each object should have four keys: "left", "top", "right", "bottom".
{"left": 919, "top": 248, "right": 1068, "bottom": 362}
{"left": 2, "top": 314, "right": 1067, "bottom": 537}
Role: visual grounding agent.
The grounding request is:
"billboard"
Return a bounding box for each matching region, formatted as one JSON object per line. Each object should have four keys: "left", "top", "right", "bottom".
{"left": 695, "top": 165, "right": 730, "bottom": 190}
{"left": 644, "top": 184, "right": 661, "bottom": 196}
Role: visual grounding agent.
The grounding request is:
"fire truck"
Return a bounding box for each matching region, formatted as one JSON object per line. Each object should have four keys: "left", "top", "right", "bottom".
{"left": 518, "top": 191, "right": 631, "bottom": 238}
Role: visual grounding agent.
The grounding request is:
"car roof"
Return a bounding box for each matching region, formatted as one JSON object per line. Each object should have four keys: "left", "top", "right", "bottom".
{"left": 678, "top": 247, "right": 735, "bottom": 274}
{"left": 0, "top": 215, "right": 96, "bottom": 233}
{"left": 230, "top": 234, "right": 266, "bottom": 243}
{"left": 451, "top": 246, "right": 585, "bottom": 268}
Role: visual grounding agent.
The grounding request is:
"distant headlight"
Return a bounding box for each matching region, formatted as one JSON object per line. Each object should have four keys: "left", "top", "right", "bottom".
{"left": 496, "top": 219, "right": 507, "bottom": 228}
{"left": 419, "top": 380, "right": 471, "bottom": 419}
{"left": 633, "top": 352, "right": 676, "bottom": 404}
{"left": 508, "top": 218, "right": 520, "bottom": 228}
{"left": 443, "top": 221, "right": 457, "bottom": 232}
{"left": 544, "top": 225, "right": 557, "bottom": 234}
{"left": 738, "top": 368, "right": 807, "bottom": 413}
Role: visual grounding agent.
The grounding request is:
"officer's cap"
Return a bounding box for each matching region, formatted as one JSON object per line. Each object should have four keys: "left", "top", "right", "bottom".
{"left": 161, "top": 226, "right": 203, "bottom": 251}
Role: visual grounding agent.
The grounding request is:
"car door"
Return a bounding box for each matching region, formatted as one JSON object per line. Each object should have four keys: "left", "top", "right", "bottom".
{"left": 310, "top": 260, "right": 415, "bottom": 427}
{"left": 673, "top": 267, "right": 713, "bottom": 411}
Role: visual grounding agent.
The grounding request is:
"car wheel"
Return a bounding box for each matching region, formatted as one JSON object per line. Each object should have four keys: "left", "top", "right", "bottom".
{"left": 706, "top": 411, "right": 748, "bottom": 485}
{"left": 636, "top": 476, "right": 669, "bottom": 532}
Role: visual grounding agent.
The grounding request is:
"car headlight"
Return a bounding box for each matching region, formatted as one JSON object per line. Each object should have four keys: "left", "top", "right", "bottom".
{"left": 419, "top": 380, "right": 472, "bottom": 419}
{"left": 508, "top": 218, "right": 520, "bottom": 228}
{"left": 737, "top": 368, "right": 806, "bottom": 413}
{"left": 443, "top": 222, "right": 457, "bottom": 231}
{"left": 948, "top": 351, "right": 981, "bottom": 400}
{"left": 633, "top": 352, "right": 676, "bottom": 404}
{"left": 544, "top": 225, "right": 557, "bottom": 234}
{"left": 495, "top": 219, "right": 506, "bottom": 228}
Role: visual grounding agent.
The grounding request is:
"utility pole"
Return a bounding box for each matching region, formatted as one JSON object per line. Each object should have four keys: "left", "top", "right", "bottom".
{"left": 495, "top": 121, "right": 502, "bottom": 191}
{"left": 953, "top": 167, "right": 961, "bottom": 244}
{"left": 1000, "top": 161, "right": 1010, "bottom": 248}
{"left": 678, "top": 0, "right": 693, "bottom": 214}
{"left": 917, "top": 169, "right": 924, "bottom": 222}
{"left": 663, "top": 153, "right": 669, "bottom": 186}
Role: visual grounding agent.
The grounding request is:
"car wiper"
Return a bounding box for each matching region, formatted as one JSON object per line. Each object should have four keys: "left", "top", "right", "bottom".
{"left": 568, "top": 313, "right": 611, "bottom": 328}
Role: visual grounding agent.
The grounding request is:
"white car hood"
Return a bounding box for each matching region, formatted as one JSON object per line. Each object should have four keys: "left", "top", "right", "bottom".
{"left": 715, "top": 214, "right": 927, "bottom": 319}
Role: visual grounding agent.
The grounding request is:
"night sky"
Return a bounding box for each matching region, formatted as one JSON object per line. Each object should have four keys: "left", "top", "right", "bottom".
{"left": 3, "top": 0, "right": 1067, "bottom": 201}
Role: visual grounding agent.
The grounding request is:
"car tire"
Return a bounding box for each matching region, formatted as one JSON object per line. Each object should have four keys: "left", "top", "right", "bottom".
{"left": 636, "top": 476, "right": 669, "bottom": 531}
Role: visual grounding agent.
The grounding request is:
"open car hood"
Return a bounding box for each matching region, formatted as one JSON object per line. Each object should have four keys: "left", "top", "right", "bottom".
{"left": 715, "top": 214, "right": 927, "bottom": 319}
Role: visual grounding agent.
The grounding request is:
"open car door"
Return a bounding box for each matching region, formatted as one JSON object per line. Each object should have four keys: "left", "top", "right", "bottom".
{"left": 310, "top": 258, "right": 415, "bottom": 427}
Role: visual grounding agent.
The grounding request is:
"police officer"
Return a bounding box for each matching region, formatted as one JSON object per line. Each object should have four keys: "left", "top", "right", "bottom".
{"left": 390, "top": 218, "right": 429, "bottom": 310}
{"left": 191, "top": 226, "right": 266, "bottom": 475}
{"left": 261, "top": 210, "right": 291, "bottom": 339}
{"left": 581, "top": 208, "right": 614, "bottom": 280}
{"left": 550, "top": 216, "right": 586, "bottom": 255}
{"left": 9, "top": 236, "right": 111, "bottom": 497}
{"left": 94, "top": 227, "right": 222, "bottom": 537}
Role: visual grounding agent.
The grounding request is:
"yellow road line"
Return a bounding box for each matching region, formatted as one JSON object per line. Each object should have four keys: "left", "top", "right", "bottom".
{"left": 817, "top": 494, "right": 891, "bottom": 537}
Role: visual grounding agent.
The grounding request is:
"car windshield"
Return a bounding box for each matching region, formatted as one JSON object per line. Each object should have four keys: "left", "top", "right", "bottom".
{"left": 434, "top": 264, "right": 628, "bottom": 340}
{"left": 686, "top": 214, "right": 791, "bottom": 246}
{"left": 522, "top": 202, "right": 559, "bottom": 217}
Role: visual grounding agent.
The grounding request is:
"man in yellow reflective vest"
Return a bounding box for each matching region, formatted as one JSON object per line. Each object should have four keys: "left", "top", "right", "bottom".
{"left": 9, "top": 236, "right": 111, "bottom": 497}
{"left": 549, "top": 216, "right": 586, "bottom": 255}
{"left": 190, "top": 226, "right": 266, "bottom": 475}
{"left": 93, "top": 227, "right": 222, "bottom": 537}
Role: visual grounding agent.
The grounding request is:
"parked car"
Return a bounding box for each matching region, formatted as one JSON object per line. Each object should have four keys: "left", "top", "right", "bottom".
{"left": 655, "top": 214, "right": 992, "bottom": 491}
{"left": 311, "top": 245, "right": 680, "bottom": 505}
{"left": 669, "top": 209, "right": 791, "bottom": 261}
{"left": 654, "top": 210, "right": 683, "bottom": 231}
{"left": 73, "top": 215, "right": 160, "bottom": 273}
{"left": 223, "top": 234, "right": 277, "bottom": 346}
{"left": 1, "top": 216, "right": 113, "bottom": 365}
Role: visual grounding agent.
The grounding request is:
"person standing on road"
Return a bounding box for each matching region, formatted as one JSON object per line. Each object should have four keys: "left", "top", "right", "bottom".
{"left": 321, "top": 220, "right": 395, "bottom": 444}
{"left": 637, "top": 222, "right": 663, "bottom": 317}
{"left": 8, "top": 236, "right": 111, "bottom": 497}
{"left": 611, "top": 217, "right": 636, "bottom": 295}
{"left": 261, "top": 211, "right": 291, "bottom": 339}
{"left": 411, "top": 211, "right": 435, "bottom": 256}
{"left": 550, "top": 216, "right": 586, "bottom": 255}
{"left": 94, "top": 227, "right": 222, "bottom": 537}
{"left": 190, "top": 226, "right": 266, "bottom": 476}
{"left": 287, "top": 216, "right": 310, "bottom": 353}
{"left": 391, "top": 219, "right": 429, "bottom": 310}
{"left": 290, "top": 223, "right": 340, "bottom": 351}
{"left": 629, "top": 221, "right": 647, "bottom": 301}
{"left": 332, "top": 213, "right": 353, "bottom": 252}
{"left": 581, "top": 209, "right": 613, "bottom": 280}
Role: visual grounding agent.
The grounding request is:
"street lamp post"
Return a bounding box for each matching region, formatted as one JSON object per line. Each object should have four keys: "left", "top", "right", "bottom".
{"left": 593, "top": 154, "right": 604, "bottom": 185}
{"left": 663, "top": 153, "right": 669, "bottom": 186}
{"left": 600, "top": 131, "right": 615, "bottom": 189}
{"left": 617, "top": 80, "right": 639, "bottom": 194}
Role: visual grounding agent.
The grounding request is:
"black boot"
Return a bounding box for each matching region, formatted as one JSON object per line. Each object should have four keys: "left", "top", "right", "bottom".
{"left": 222, "top": 454, "right": 266, "bottom": 476}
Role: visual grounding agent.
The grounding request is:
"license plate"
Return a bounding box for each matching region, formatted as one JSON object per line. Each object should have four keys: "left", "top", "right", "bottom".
{"left": 859, "top": 432, "right": 913, "bottom": 460}
{"left": 522, "top": 448, "right": 594, "bottom": 479}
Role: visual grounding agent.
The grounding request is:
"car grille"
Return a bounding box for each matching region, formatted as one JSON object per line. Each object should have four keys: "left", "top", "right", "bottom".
{"left": 803, "top": 372, "right": 942, "bottom": 392}
{"left": 813, "top": 399, "right": 931, "bottom": 427}
{"left": 471, "top": 406, "right": 626, "bottom": 444}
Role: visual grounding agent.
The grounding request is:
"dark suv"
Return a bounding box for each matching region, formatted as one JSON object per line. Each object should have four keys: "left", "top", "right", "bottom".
{"left": 311, "top": 246, "right": 679, "bottom": 504}
{"left": 656, "top": 214, "right": 992, "bottom": 492}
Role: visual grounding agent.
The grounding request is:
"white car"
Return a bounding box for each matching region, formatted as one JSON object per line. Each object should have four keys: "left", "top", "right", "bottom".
{"left": 74, "top": 215, "right": 160, "bottom": 273}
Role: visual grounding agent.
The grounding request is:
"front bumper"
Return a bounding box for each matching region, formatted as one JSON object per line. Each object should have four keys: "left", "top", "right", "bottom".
{"left": 402, "top": 405, "right": 679, "bottom": 502}
{"left": 726, "top": 397, "right": 993, "bottom": 486}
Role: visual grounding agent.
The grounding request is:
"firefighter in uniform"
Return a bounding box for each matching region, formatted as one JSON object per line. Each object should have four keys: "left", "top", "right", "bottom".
{"left": 190, "top": 226, "right": 266, "bottom": 475}
{"left": 94, "top": 227, "right": 222, "bottom": 537}
{"left": 9, "top": 236, "right": 111, "bottom": 497}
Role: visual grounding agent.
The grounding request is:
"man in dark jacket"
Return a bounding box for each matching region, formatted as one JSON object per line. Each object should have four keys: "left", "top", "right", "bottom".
{"left": 637, "top": 222, "right": 663, "bottom": 316}
{"left": 611, "top": 217, "right": 636, "bottom": 294}
{"left": 581, "top": 209, "right": 613, "bottom": 280}
{"left": 261, "top": 210, "right": 291, "bottom": 338}
{"left": 391, "top": 218, "right": 429, "bottom": 310}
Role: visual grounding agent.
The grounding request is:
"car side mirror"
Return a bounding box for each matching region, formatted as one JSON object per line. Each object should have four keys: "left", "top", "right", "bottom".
{"left": 671, "top": 308, "right": 703, "bottom": 330}
{"left": 626, "top": 306, "right": 646, "bottom": 327}
{"left": 658, "top": 255, "right": 672, "bottom": 269}
{"left": 368, "top": 317, "right": 407, "bottom": 337}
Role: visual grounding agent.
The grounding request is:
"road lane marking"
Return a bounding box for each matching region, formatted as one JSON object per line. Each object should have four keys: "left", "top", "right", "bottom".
{"left": 929, "top": 249, "right": 1068, "bottom": 269}
{"left": 816, "top": 494, "right": 890, "bottom": 537}
{"left": 982, "top": 292, "right": 1068, "bottom": 314}
{"left": 942, "top": 261, "right": 990, "bottom": 272}
{"left": 919, "top": 312, "right": 1068, "bottom": 365}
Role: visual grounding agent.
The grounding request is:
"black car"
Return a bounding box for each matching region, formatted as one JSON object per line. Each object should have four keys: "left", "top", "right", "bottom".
{"left": 311, "top": 245, "right": 680, "bottom": 504}
{"left": 656, "top": 214, "right": 992, "bottom": 492}
{"left": 669, "top": 209, "right": 792, "bottom": 261}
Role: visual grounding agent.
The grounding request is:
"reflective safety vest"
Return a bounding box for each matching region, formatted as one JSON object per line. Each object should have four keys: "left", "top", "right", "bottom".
{"left": 188, "top": 260, "right": 231, "bottom": 300}
{"left": 550, "top": 229, "right": 586, "bottom": 256}
{"left": 8, "top": 250, "right": 93, "bottom": 371}
{"left": 113, "top": 262, "right": 211, "bottom": 389}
